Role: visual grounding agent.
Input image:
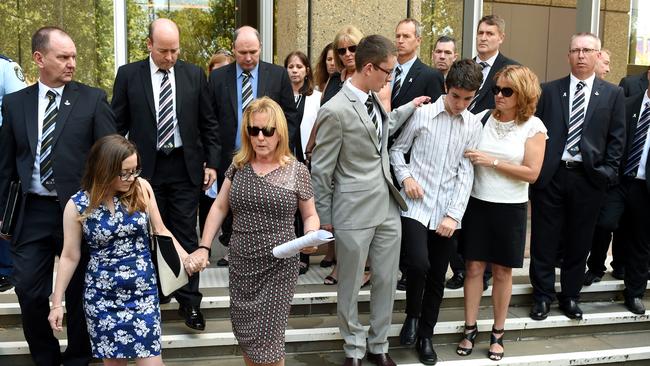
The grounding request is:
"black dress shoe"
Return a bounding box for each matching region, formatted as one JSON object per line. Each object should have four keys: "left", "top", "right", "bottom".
{"left": 445, "top": 273, "right": 464, "bottom": 289}
{"left": 343, "top": 358, "right": 362, "bottom": 366}
{"left": 483, "top": 278, "right": 489, "bottom": 292}
{"left": 396, "top": 274, "right": 407, "bottom": 291}
{"left": 529, "top": 300, "right": 550, "bottom": 320}
{"left": 399, "top": 316, "right": 418, "bottom": 346}
{"left": 366, "top": 353, "right": 395, "bottom": 366}
{"left": 624, "top": 297, "right": 646, "bottom": 315}
{"left": 583, "top": 270, "right": 602, "bottom": 286}
{"left": 216, "top": 257, "right": 229, "bottom": 267}
{"left": 0, "top": 276, "right": 13, "bottom": 292}
{"left": 559, "top": 299, "right": 583, "bottom": 319}
{"left": 178, "top": 306, "right": 206, "bottom": 331}
{"left": 611, "top": 268, "right": 625, "bottom": 280}
{"left": 416, "top": 337, "right": 438, "bottom": 365}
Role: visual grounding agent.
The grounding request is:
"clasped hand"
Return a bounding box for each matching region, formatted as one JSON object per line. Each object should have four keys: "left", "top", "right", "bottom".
{"left": 183, "top": 250, "right": 210, "bottom": 275}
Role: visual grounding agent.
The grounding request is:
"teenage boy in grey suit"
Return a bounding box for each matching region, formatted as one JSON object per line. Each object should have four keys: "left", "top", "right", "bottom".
{"left": 311, "top": 34, "right": 430, "bottom": 366}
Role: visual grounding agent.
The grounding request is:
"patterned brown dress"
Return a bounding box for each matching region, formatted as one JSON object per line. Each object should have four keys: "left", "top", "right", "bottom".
{"left": 225, "top": 159, "right": 313, "bottom": 363}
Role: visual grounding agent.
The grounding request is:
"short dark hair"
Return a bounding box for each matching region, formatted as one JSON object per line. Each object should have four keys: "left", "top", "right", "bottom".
{"left": 32, "top": 26, "right": 69, "bottom": 54}
{"left": 283, "top": 50, "right": 315, "bottom": 96}
{"left": 478, "top": 14, "right": 506, "bottom": 35}
{"left": 445, "top": 59, "right": 483, "bottom": 92}
{"left": 354, "top": 35, "right": 397, "bottom": 72}
{"left": 435, "top": 35, "right": 456, "bottom": 46}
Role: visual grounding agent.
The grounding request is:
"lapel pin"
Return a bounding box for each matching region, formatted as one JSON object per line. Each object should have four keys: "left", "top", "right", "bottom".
{"left": 562, "top": 92, "right": 567, "bottom": 97}
{"left": 64, "top": 100, "right": 71, "bottom": 106}
{"left": 594, "top": 91, "right": 599, "bottom": 96}
{"left": 633, "top": 113, "right": 637, "bottom": 118}
{"left": 409, "top": 78, "right": 413, "bottom": 82}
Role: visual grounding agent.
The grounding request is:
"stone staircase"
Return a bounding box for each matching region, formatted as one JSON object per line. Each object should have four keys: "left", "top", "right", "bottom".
{"left": 0, "top": 262, "right": 649, "bottom": 365}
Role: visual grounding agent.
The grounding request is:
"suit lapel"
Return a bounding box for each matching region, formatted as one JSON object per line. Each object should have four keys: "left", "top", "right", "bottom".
{"left": 139, "top": 60, "right": 156, "bottom": 121}
{"left": 174, "top": 61, "right": 184, "bottom": 117}
{"left": 344, "top": 86, "right": 381, "bottom": 151}
{"left": 257, "top": 62, "right": 267, "bottom": 97}
{"left": 51, "top": 82, "right": 79, "bottom": 145}
{"left": 24, "top": 84, "right": 39, "bottom": 159}
{"left": 583, "top": 78, "right": 602, "bottom": 127}
{"left": 398, "top": 59, "right": 420, "bottom": 100}
{"left": 226, "top": 64, "right": 238, "bottom": 122}
{"left": 560, "top": 77, "right": 570, "bottom": 127}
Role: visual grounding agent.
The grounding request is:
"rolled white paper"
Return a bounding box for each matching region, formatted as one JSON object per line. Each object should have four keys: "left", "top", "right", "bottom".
{"left": 272, "top": 230, "right": 334, "bottom": 258}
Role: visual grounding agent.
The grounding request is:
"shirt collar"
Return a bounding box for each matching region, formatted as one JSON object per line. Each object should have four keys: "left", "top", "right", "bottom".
{"left": 397, "top": 55, "right": 417, "bottom": 70}
{"left": 570, "top": 72, "right": 596, "bottom": 91}
{"left": 476, "top": 51, "right": 499, "bottom": 67}
{"left": 149, "top": 56, "right": 174, "bottom": 76}
{"left": 236, "top": 62, "right": 259, "bottom": 79}
{"left": 642, "top": 90, "right": 650, "bottom": 108}
{"left": 37, "top": 80, "right": 65, "bottom": 99}
{"left": 431, "top": 95, "right": 470, "bottom": 123}
{"left": 346, "top": 79, "right": 371, "bottom": 104}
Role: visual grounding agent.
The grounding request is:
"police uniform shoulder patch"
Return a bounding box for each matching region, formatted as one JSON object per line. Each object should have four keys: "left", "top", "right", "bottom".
{"left": 14, "top": 65, "right": 25, "bottom": 82}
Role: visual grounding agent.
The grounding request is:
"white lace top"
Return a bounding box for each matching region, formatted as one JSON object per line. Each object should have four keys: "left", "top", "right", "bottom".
{"left": 471, "top": 113, "right": 548, "bottom": 203}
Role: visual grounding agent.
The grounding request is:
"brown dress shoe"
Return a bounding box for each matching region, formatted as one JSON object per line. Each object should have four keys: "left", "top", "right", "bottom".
{"left": 343, "top": 357, "right": 362, "bottom": 366}
{"left": 366, "top": 353, "right": 396, "bottom": 366}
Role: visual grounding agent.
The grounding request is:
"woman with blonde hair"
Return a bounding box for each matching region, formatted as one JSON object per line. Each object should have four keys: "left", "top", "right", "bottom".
{"left": 192, "top": 97, "right": 320, "bottom": 366}
{"left": 459, "top": 65, "right": 547, "bottom": 361}
{"left": 320, "top": 25, "right": 365, "bottom": 105}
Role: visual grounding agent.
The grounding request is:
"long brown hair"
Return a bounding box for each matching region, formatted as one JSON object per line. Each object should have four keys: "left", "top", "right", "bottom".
{"left": 79, "top": 134, "right": 146, "bottom": 220}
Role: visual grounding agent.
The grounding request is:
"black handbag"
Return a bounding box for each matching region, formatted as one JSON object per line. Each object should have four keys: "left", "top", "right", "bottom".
{"left": 1, "top": 181, "right": 21, "bottom": 237}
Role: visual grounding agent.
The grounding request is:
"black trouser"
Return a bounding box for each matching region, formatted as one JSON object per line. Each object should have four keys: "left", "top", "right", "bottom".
{"left": 530, "top": 165, "right": 607, "bottom": 303}
{"left": 587, "top": 224, "right": 627, "bottom": 277}
{"left": 152, "top": 148, "right": 202, "bottom": 307}
{"left": 13, "top": 195, "right": 91, "bottom": 366}
{"left": 402, "top": 217, "right": 455, "bottom": 338}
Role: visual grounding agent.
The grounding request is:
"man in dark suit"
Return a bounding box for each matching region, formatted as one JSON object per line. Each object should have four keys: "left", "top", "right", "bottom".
{"left": 111, "top": 18, "right": 220, "bottom": 331}
{"left": 469, "top": 15, "right": 520, "bottom": 114}
{"left": 390, "top": 18, "right": 445, "bottom": 291}
{"left": 529, "top": 33, "right": 626, "bottom": 321}
{"left": 0, "top": 27, "right": 115, "bottom": 366}
{"left": 619, "top": 68, "right": 650, "bottom": 97}
{"left": 208, "top": 25, "right": 297, "bottom": 188}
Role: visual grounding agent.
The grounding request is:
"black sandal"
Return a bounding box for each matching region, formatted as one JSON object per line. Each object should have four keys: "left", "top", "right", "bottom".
{"left": 299, "top": 261, "right": 309, "bottom": 275}
{"left": 456, "top": 323, "right": 478, "bottom": 356}
{"left": 319, "top": 258, "right": 336, "bottom": 268}
{"left": 488, "top": 326, "right": 505, "bottom": 361}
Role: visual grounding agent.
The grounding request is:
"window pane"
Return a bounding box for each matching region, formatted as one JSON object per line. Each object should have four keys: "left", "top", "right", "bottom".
{"left": 421, "top": 0, "right": 464, "bottom": 67}
{"left": 0, "top": 0, "right": 114, "bottom": 93}
{"left": 630, "top": 0, "right": 650, "bottom": 65}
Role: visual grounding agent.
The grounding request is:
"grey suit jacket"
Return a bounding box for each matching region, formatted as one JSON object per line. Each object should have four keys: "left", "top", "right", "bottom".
{"left": 311, "top": 83, "right": 416, "bottom": 230}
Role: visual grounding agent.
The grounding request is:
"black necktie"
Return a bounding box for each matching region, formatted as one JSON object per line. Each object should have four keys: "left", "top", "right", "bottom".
{"left": 157, "top": 69, "right": 175, "bottom": 154}
{"left": 40, "top": 90, "right": 58, "bottom": 191}
{"left": 624, "top": 101, "right": 650, "bottom": 176}
{"left": 391, "top": 66, "right": 403, "bottom": 102}
{"left": 566, "top": 81, "right": 586, "bottom": 156}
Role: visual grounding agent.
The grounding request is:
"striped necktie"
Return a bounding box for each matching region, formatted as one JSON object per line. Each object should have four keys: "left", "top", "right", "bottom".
{"left": 242, "top": 71, "right": 253, "bottom": 112}
{"left": 40, "top": 90, "right": 58, "bottom": 191}
{"left": 391, "top": 66, "right": 403, "bottom": 102}
{"left": 566, "top": 81, "right": 587, "bottom": 156}
{"left": 623, "top": 101, "right": 650, "bottom": 177}
{"left": 468, "top": 62, "right": 490, "bottom": 111}
{"left": 157, "top": 69, "right": 175, "bottom": 154}
{"left": 365, "top": 95, "right": 381, "bottom": 143}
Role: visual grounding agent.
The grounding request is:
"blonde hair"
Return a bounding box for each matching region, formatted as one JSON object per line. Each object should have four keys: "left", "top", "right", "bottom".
{"left": 493, "top": 65, "right": 541, "bottom": 124}
{"left": 333, "top": 25, "right": 364, "bottom": 71}
{"left": 232, "top": 97, "right": 294, "bottom": 168}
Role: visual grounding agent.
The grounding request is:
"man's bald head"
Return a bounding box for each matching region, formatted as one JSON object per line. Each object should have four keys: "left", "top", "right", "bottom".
{"left": 233, "top": 26, "right": 261, "bottom": 71}
{"left": 147, "top": 18, "right": 180, "bottom": 70}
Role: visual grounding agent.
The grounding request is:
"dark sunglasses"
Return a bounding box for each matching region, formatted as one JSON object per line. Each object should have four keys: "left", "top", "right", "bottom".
{"left": 247, "top": 126, "right": 276, "bottom": 137}
{"left": 491, "top": 85, "right": 515, "bottom": 97}
{"left": 337, "top": 45, "right": 357, "bottom": 55}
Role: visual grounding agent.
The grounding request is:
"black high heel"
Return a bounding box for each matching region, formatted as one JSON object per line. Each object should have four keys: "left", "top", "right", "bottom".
{"left": 456, "top": 323, "right": 478, "bottom": 356}
{"left": 488, "top": 326, "right": 505, "bottom": 361}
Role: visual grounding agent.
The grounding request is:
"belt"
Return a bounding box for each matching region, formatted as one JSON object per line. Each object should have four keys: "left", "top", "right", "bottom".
{"left": 26, "top": 193, "right": 59, "bottom": 202}
{"left": 561, "top": 160, "right": 583, "bottom": 169}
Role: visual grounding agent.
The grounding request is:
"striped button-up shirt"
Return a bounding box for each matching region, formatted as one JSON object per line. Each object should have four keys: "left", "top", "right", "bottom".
{"left": 390, "top": 96, "right": 482, "bottom": 229}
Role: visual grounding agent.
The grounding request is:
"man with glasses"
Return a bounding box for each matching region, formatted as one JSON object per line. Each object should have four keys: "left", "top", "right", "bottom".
{"left": 311, "top": 34, "right": 430, "bottom": 366}
{"left": 111, "top": 18, "right": 221, "bottom": 331}
{"left": 529, "top": 33, "right": 626, "bottom": 321}
{"left": 0, "top": 26, "right": 115, "bottom": 366}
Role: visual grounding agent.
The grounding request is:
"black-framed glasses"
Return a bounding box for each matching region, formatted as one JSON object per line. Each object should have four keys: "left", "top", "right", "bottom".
{"left": 372, "top": 63, "right": 394, "bottom": 80}
{"left": 569, "top": 47, "right": 598, "bottom": 55}
{"left": 337, "top": 45, "right": 357, "bottom": 55}
{"left": 491, "top": 85, "right": 515, "bottom": 97}
{"left": 247, "top": 126, "right": 276, "bottom": 137}
{"left": 119, "top": 168, "right": 142, "bottom": 181}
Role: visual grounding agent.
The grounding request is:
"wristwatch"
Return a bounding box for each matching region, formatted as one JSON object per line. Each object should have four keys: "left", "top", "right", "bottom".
{"left": 492, "top": 159, "right": 499, "bottom": 168}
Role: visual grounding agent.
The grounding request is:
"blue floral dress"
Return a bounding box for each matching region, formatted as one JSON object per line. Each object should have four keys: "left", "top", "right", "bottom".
{"left": 71, "top": 191, "right": 161, "bottom": 359}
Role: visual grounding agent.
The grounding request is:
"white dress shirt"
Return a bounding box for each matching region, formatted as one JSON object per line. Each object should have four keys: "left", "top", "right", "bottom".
{"left": 149, "top": 57, "right": 182, "bottom": 148}
{"left": 29, "top": 81, "right": 65, "bottom": 196}
{"left": 346, "top": 79, "right": 383, "bottom": 136}
{"left": 476, "top": 51, "right": 499, "bottom": 89}
{"left": 298, "top": 90, "right": 322, "bottom": 160}
{"left": 390, "top": 96, "right": 482, "bottom": 229}
{"left": 633, "top": 92, "right": 650, "bottom": 180}
{"left": 562, "top": 73, "right": 596, "bottom": 162}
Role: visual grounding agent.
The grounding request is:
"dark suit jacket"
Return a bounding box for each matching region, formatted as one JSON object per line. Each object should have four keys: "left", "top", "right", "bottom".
{"left": 470, "top": 52, "right": 520, "bottom": 114}
{"left": 208, "top": 61, "right": 298, "bottom": 181}
{"left": 391, "top": 58, "right": 445, "bottom": 109}
{"left": 621, "top": 91, "right": 650, "bottom": 192}
{"left": 533, "top": 75, "right": 626, "bottom": 189}
{"left": 0, "top": 81, "right": 116, "bottom": 232}
{"left": 619, "top": 71, "right": 649, "bottom": 98}
{"left": 111, "top": 59, "right": 220, "bottom": 186}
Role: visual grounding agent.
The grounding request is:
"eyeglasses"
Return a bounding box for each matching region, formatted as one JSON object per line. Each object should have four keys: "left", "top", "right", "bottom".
{"left": 337, "top": 45, "right": 357, "bottom": 55}
{"left": 118, "top": 168, "right": 142, "bottom": 181}
{"left": 491, "top": 85, "right": 515, "bottom": 97}
{"left": 569, "top": 48, "right": 598, "bottom": 55}
{"left": 247, "top": 126, "right": 276, "bottom": 137}
{"left": 372, "top": 63, "right": 394, "bottom": 80}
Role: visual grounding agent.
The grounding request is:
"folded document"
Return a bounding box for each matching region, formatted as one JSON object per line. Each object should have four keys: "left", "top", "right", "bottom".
{"left": 272, "top": 230, "right": 334, "bottom": 258}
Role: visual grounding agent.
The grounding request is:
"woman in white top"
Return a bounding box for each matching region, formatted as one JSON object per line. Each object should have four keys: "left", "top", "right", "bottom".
{"left": 285, "top": 50, "right": 322, "bottom": 275}
{"left": 457, "top": 65, "right": 547, "bottom": 361}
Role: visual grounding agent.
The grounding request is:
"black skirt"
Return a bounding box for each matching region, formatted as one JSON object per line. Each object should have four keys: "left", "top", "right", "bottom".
{"left": 460, "top": 196, "right": 528, "bottom": 268}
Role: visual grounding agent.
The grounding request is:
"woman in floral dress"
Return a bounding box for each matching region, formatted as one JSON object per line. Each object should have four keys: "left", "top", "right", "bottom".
{"left": 49, "top": 135, "right": 197, "bottom": 365}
